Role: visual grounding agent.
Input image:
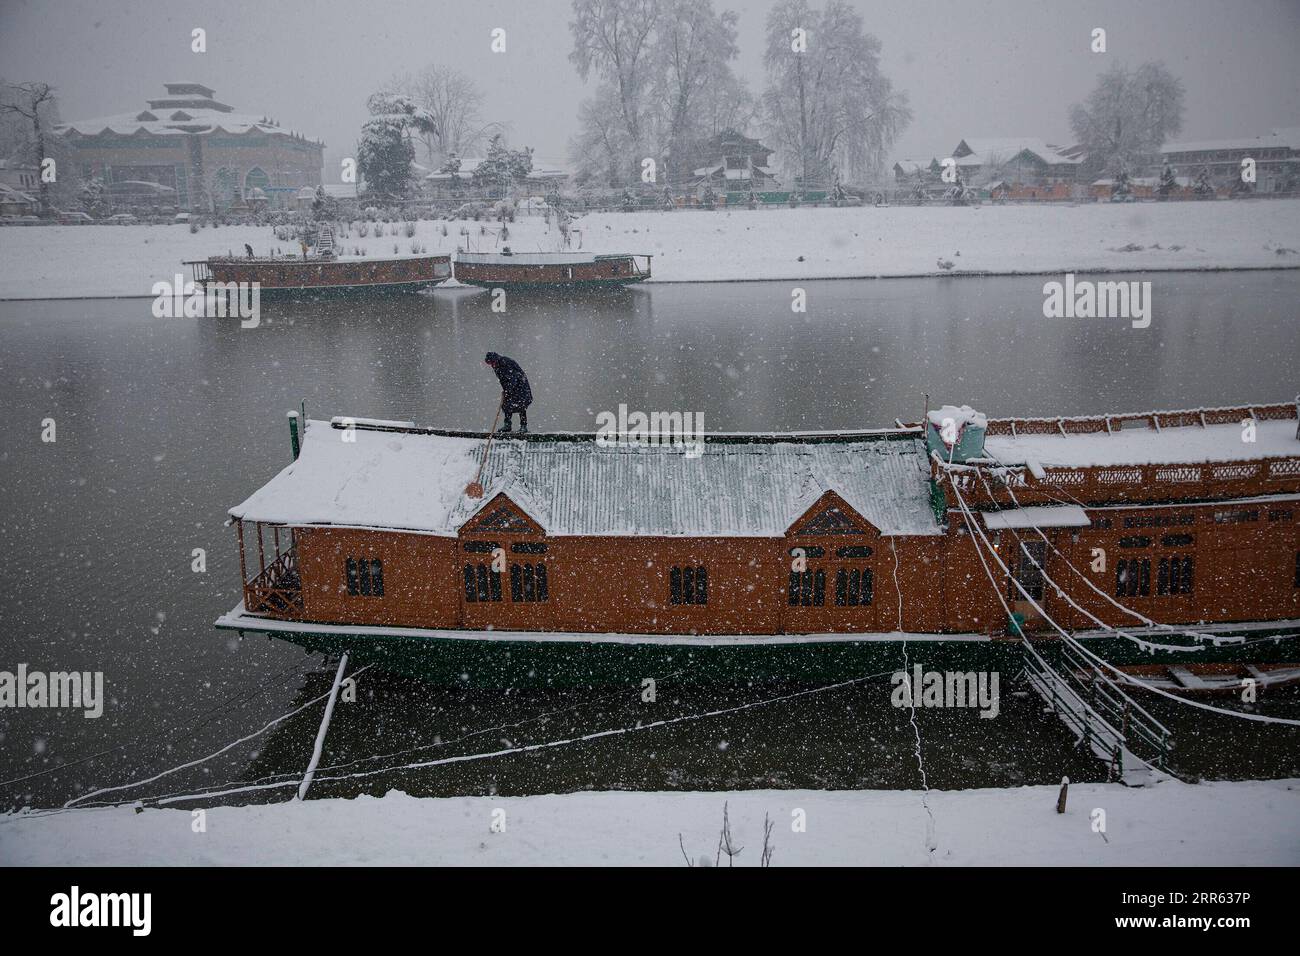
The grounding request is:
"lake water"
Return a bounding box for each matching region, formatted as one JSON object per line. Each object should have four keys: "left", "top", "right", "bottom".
{"left": 2, "top": 271, "right": 1298, "bottom": 810}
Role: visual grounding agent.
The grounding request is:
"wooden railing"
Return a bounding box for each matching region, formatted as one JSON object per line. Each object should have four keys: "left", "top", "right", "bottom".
{"left": 945, "top": 455, "right": 1300, "bottom": 508}
{"left": 985, "top": 401, "right": 1297, "bottom": 437}
{"left": 245, "top": 546, "right": 303, "bottom": 616}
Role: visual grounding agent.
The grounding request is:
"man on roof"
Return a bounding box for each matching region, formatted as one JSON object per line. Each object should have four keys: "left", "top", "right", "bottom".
{"left": 484, "top": 352, "right": 533, "bottom": 434}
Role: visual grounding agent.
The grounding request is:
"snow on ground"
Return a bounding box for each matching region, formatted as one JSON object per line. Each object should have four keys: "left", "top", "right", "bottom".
{"left": 3, "top": 779, "right": 1297, "bottom": 865}
{"left": 2, "top": 200, "right": 1298, "bottom": 300}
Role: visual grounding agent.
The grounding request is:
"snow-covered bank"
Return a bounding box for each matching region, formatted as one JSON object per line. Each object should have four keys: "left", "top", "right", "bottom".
{"left": 4, "top": 779, "right": 1297, "bottom": 866}
{"left": 2, "top": 200, "right": 1299, "bottom": 300}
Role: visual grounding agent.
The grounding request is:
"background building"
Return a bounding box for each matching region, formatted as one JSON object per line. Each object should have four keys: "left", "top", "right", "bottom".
{"left": 55, "top": 83, "right": 324, "bottom": 213}
{"left": 1159, "top": 128, "right": 1300, "bottom": 193}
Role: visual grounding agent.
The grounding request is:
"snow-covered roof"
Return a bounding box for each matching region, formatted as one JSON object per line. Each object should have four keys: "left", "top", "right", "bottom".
{"left": 0, "top": 183, "right": 36, "bottom": 203}
{"left": 893, "top": 158, "right": 935, "bottom": 174}
{"left": 984, "top": 418, "right": 1300, "bottom": 469}
{"left": 952, "top": 138, "right": 1082, "bottom": 167}
{"left": 1161, "top": 129, "right": 1300, "bottom": 155}
{"left": 230, "top": 422, "right": 943, "bottom": 538}
{"left": 983, "top": 505, "right": 1090, "bottom": 530}
{"left": 56, "top": 86, "right": 321, "bottom": 143}
{"left": 456, "top": 252, "right": 603, "bottom": 266}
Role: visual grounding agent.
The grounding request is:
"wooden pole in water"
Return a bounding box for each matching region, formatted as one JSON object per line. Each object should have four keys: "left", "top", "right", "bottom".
{"left": 1056, "top": 776, "right": 1069, "bottom": 814}
{"left": 298, "top": 652, "right": 350, "bottom": 801}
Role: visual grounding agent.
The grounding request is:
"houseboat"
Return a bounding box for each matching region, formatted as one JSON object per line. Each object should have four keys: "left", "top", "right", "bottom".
{"left": 185, "top": 252, "right": 451, "bottom": 296}
{"left": 216, "top": 400, "right": 1300, "bottom": 686}
{"left": 452, "top": 250, "right": 651, "bottom": 289}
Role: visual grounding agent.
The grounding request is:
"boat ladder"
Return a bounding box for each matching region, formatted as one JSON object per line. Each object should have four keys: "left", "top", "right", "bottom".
{"left": 316, "top": 223, "right": 335, "bottom": 256}
{"left": 1020, "top": 638, "right": 1174, "bottom": 781}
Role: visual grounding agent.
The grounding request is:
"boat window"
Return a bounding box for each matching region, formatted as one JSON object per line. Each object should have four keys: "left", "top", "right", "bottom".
{"left": 1161, "top": 534, "right": 1195, "bottom": 548}
{"left": 835, "top": 568, "right": 873, "bottom": 606}
{"left": 1118, "top": 536, "right": 1152, "bottom": 549}
{"left": 788, "top": 569, "right": 826, "bottom": 606}
{"left": 788, "top": 546, "right": 825, "bottom": 558}
{"left": 510, "top": 563, "right": 549, "bottom": 602}
{"left": 1008, "top": 541, "right": 1046, "bottom": 601}
{"left": 511, "top": 542, "right": 548, "bottom": 554}
{"left": 1124, "top": 514, "right": 1193, "bottom": 528}
{"left": 670, "top": 566, "right": 708, "bottom": 605}
{"left": 1267, "top": 509, "right": 1293, "bottom": 522}
{"left": 836, "top": 546, "right": 874, "bottom": 559}
{"left": 345, "top": 557, "right": 384, "bottom": 597}
{"left": 1213, "top": 509, "right": 1259, "bottom": 524}
{"left": 463, "top": 541, "right": 500, "bottom": 553}
{"left": 1115, "top": 558, "right": 1151, "bottom": 598}
{"left": 1157, "top": 555, "right": 1195, "bottom": 595}
{"left": 463, "top": 563, "right": 502, "bottom": 602}
{"left": 1295, "top": 553, "right": 1300, "bottom": 588}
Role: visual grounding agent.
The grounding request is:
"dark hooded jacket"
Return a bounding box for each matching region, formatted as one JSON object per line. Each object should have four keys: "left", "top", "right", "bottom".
{"left": 485, "top": 352, "right": 532, "bottom": 410}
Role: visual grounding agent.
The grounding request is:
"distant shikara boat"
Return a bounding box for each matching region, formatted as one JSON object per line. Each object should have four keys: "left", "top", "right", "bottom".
{"left": 215, "top": 400, "right": 1300, "bottom": 687}
{"left": 452, "top": 250, "right": 652, "bottom": 289}
{"left": 186, "top": 253, "right": 452, "bottom": 296}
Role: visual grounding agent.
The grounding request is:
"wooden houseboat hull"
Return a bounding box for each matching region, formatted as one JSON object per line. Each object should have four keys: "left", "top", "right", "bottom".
{"left": 187, "top": 254, "right": 451, "bottom": 296}
{"left": 452, "top": 252, "right": 650, "bottom": 289}
{"left": 216, "top": 604, "right": 1300, "bottom": 687}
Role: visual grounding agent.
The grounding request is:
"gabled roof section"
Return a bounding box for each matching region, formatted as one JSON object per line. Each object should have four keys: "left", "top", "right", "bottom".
{"left": 459, "top": 489, "right": 547, "bottom": 535}
{"left": 786, "top": 489, "right": 877, "bottom": 536}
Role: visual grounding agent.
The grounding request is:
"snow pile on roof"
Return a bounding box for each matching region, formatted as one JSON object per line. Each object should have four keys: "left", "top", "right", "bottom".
{"left": 230, "top": 422, "right": 942, "bottom": 537}
{"left": 985, "top": 418, "right": 1300, "bottom": 468}
{"left": 927, "top": 405, "right": 987, "bottom": 432}
{"left": 983, "top": 505, "right": 1090, "bottom": 530}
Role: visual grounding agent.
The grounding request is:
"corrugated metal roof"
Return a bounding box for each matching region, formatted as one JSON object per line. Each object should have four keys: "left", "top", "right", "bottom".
{"left": 231, "top": 423, "right": 942, "bottom": 538}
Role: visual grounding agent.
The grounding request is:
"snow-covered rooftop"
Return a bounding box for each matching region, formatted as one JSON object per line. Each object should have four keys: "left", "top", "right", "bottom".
{"left": 984, "top": 418, "right": 1300, "bottom": 469}
{"left": 1162, "top": 129, "right": 1300, "bottom": 155}
{"left": 952, "top": 138, "right": 1082, "bottom": 167}
{"left": 56, "top": 85, "right": 321, "bottom": 143}
{"left": 230, "top": 422, "right": 942, "bottom": 538}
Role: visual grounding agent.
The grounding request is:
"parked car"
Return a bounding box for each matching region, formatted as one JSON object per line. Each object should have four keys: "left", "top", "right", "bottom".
{"left": 58, "top": 211, "right": 94, "bottom": 224}
{"left": 16, "top": 215, "right": 42, "bottom": 225}
{"left": 104, "top": 213, "right": 139, "bottom": 225}
{"left": 173, "top": 212, "right": 191, "bottom": 223}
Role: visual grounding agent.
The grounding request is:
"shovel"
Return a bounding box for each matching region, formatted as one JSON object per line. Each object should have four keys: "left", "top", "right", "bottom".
{"left": 465, "top": 401, "right": 503, "bottom": 499}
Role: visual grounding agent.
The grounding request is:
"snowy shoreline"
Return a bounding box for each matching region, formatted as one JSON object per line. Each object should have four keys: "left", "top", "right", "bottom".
{"left": 3, "top": 779, "right": 1297, "bottom": 866}
{"left": 2, "top": 200, "right": 1298, "bottom": 301}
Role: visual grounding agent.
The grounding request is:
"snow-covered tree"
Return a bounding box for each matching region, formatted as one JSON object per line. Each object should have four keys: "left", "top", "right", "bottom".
{"left": 1, "top": 80, "right": 60, "bottom": 215}
{"left": 472, "top": 134, "right": 533, "bottom": 197}
{"left": 1069, "top": 62, "right": 1185, "bottom": 177}
{"left": 569, "top": 0, "right": 663, "bottom": 175}
{"left": 652, "top": 0, "right": 740, "bottom": 184}
{"left": 1194, "top": 167, "right": 1215, "bottom": 198}
{"left": 79, "top": 176, "right": 109, "bottom": 218}
{"left": 1158, "top": 162, "right": 1177, "bottom": 199}
{"left": 356, "top": 91, "right": 437, "bottom": 200}
{"left": 761, "top": 0, "right": 911, "bottom": 186}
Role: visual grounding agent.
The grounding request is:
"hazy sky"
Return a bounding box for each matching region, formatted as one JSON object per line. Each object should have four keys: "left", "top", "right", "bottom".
{"left": 3, "top": 0, "right": 1298, "bottom": 180}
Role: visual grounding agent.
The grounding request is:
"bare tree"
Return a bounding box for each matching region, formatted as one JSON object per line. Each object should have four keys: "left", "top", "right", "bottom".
{"left": 1069, "top": 62, "right": 1185, "bottom": 177}
{"left": 569, "top": 0, "right": 663, "bottom": 174}
{"left": 1, "top": 81, "right": 58, "bottom": 215}
{"left": 761, "top": 0, "right": 911, "bottom": 187}
{"left": 385, "top": 66, "right": 505, "bottom": 167}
